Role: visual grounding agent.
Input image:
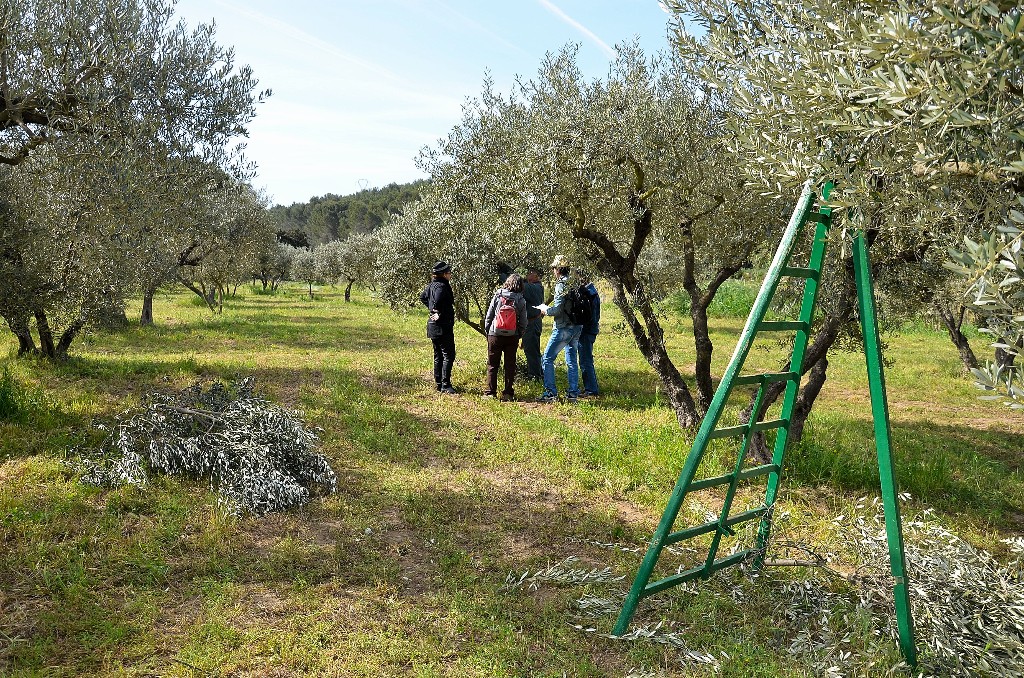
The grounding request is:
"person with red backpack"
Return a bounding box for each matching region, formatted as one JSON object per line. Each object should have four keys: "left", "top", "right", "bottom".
{"left": 482, "top": 273, "right": 528, "bottom": 401}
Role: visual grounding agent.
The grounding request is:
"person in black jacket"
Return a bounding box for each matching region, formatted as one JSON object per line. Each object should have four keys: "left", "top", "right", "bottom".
{"left": 420, "top": 261, "right": 458, "bottom": 393}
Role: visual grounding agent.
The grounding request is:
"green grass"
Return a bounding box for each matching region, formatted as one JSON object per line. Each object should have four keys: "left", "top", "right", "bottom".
{"left": 672, "top": 278, "right": 761, "bottom": 319}
{"left": 0, "top": 283, "right": 1020, "bottom": 676}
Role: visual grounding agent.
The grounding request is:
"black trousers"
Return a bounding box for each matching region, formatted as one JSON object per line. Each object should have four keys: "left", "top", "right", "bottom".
{"left": 431, "top": 334, "right": 456, "bottom": 387}
{"left": 486, "top": 334, "right": 518, "bottom": 397}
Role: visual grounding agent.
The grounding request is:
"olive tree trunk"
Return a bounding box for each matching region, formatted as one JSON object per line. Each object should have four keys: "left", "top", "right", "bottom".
{"left": 141, "top": 288, "right": 155, "bottom": 325}
{"left": 566, "top": 159, "right": 703, "bottom": 428}
{"left": 934, "top": 300, "right": 978, "bottom": 370}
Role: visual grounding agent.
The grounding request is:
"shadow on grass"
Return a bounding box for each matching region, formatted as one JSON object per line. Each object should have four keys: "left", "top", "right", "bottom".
{"left": 92, "top": 315, "right": 407, "bottom": 356}
{"left": 0, "top": 364, "right": 648, "bottom": 675}
{"left": 789, "top": 414, "right": 1023, "bottom": 524}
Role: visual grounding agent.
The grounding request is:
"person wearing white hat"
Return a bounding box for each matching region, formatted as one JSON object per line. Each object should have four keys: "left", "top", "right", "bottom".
{"left": 537, "top": 255, "right": 583, "bottom": 403}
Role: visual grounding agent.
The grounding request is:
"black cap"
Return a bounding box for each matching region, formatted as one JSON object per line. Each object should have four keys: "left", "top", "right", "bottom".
{"left": 432, "top": 261, "right": 451, "bottom": 275}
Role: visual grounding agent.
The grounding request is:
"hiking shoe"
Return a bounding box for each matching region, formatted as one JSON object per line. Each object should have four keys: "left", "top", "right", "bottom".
{"left": 440, "top": 385, "right": 458, "bottom": 394}
{"left": 567, "top": 395, "right": 579, "bottom": 404}
{"left": 536, "top": 393, "right": 557, "bottom": 403}
{"left": 500, "top": 393, "right": 515, "bottom": 402}
{"left": 580, "top": 391, "right": 599, "bottom": 398}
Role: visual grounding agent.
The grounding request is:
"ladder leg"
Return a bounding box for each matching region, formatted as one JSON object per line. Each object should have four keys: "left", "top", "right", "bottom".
{"left": 755, "top": 183, "right": 833, "bottom": 564}
{"left": 852, "top": 232, "right": 918, "bottom": 667}
{"left": 612, "top": 458, "right": 698, "bottom": 635}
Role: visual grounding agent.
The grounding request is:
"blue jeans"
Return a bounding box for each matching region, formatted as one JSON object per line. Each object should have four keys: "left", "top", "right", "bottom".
{"left": 542, "top": 325, "right": 582, "bottom": 397}
{"left": 578, "top": 332, "right": 599, "bottom": 394}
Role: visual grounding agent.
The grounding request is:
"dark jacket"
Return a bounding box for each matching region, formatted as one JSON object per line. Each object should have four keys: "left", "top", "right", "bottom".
{"left": 483, "top": 289, "right": 528, "bottom": 337}
{"left": 582, "top": 282, "right": 601, "bottom": 336}
{"left": 522, "top": 280, "right": 545, "bottom": 320}
{"left": 420, "top": 279, "right": 455, "bottom": 338}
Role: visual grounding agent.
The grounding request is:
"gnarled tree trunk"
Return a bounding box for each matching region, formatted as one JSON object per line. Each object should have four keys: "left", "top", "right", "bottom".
{"left": 680, "top": 216, "right": 748, "bottom": 412}
{"left": 34, "top": 309, "right": 56, "bottom": 358}
{"left": 567, "top": 158, "right": 703, "bottom": 429}
{"left": 3, "top": 313, "right": 36, "bottom": 355}
{"left": 934, "top": 300, "right": 978, "bottom": 370}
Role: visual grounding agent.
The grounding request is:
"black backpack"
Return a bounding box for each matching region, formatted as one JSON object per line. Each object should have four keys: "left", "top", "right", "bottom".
{"left": 565, "top": 284, "right": 593, "bottom": 326}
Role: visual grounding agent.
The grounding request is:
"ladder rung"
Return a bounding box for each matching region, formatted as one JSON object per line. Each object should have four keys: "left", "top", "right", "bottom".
{"left": 687, "top": 473, "right": 733, "bottom": 493}
{"left": 806, "top": 211, "right": 830, "bottom": 224}
{"left": 663, "top": 504, "right": 771, "bottom": 548}
{"left": 708, "top": 418, "right": 787, "bottom": 441}
{"left": 723, "top": 505, "right": 770, "bottom": 529}
{"left": 685, "top": 463, "right": 781, "bottom": 496}
{"left": 737, "top": 463, "right": 780, "bottom": 481}
{"left": 641, "top": 549, "right": 758, "bottom": 599}
{"left": 757, "top": 321, "right": 809, "bottom": 333}
{"left": 751, "top": 418, "right": 788, "bottom": 433}
{"left": 781, "top": 266, "right": 820, "bottom": 281}
{"left": 663, "top": 519, "right": 718, "bottom": 546}
{"left": 733, "top": 371, "right": 798, "bottom": 386}
{"left": 708, "top": 424, "right": 747, "bottom": 440}
{"left": 640, "top": 564, "right": 705, "bottom": 597}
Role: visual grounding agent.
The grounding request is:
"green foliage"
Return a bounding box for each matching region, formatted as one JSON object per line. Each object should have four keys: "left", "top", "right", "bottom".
{"left": 947, "top": 196, "right": 1024, "bottom": 410}
{"left": 668, "top": 0, "right": 1024, "bottom": 415}
{"left": 268, "top": 180, "right": 428, "bottom": 245}
{"left": 0, "top": 0, "right": 266, "bottom": 355}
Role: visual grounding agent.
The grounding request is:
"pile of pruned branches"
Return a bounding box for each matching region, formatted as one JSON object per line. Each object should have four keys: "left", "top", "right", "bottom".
{"left": 75, "top": 377, "right": 337, "bottom": 515}
{"left": 505, "top": 503, "right": 1024, "bottom": 677}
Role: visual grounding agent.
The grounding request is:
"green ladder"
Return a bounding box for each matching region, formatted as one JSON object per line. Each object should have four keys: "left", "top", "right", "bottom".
{"left": 612, "top": 179, "right": 917, "bottom": 666}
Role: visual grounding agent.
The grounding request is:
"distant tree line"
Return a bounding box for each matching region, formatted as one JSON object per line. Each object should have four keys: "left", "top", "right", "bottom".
{"left": 269, "top": 180, "right": 428, "bottom": 247}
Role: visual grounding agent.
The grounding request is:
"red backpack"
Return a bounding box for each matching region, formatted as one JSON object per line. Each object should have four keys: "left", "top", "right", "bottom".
{"left": 494, "top": 294, "right": 518, "bottom": 336}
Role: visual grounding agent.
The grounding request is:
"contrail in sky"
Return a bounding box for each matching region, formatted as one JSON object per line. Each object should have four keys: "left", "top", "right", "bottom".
{"left": 213, "top": 0, "right": 402, "bottom": 82}
{"left": 537, "top": 0, "right": 616, "bottom": 58}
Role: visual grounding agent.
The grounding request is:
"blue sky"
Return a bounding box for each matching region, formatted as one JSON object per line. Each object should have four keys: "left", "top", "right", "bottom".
{"left": 173, "top": 0, "right": 675, "bottom": 205}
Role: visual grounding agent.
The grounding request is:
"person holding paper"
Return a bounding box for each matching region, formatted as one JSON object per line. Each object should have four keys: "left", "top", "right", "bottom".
{"left": 537, "top": 255, "right": 583, "bottom": 403}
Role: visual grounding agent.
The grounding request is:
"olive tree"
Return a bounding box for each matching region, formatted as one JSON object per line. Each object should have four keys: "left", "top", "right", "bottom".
{"left": 0, "top": 0, "right": 265, "bottom": 357}
{"left": 382, "top": 44, "right": 783, "bottom": 427}
{"left": 290, "top": 248, "right": 320, "bottom": 299}
{"left": 375, "top": 193, "right": 546, "bottom": 333}
{"left": 666, "top": 0, "right": 1024, "bottom": 421}
{"left": 314, "top": 232, "right": 378, "bottom": 301}
{"left": 254, "top": 243, "right": 295, "bottom": 292}
{"left": 0, "top": 145, "right": 180, "bottom": 358}
{"left": 175, "top": 182, "right": 276, "bottom": 313}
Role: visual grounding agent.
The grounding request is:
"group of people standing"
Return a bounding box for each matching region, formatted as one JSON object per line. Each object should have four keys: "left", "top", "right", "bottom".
{"left": 419, "top": 256, "right": 601, "bottom": 403}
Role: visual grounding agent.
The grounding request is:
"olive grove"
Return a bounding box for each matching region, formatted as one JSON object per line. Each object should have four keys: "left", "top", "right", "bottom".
{"left": 0, "top": 0, "right": 268, "bottom": 357}
{"left": 377, "top": 45, "right": 787, "bottom": 427}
